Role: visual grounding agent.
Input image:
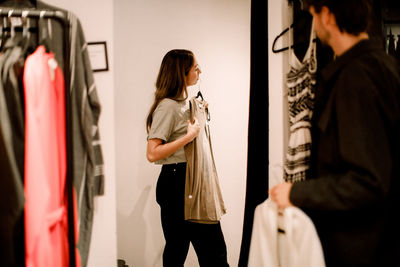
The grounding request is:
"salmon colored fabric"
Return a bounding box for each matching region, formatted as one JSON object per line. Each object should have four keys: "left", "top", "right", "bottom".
{"left": 23, "top": 45, "right": 81, "bottom": 267}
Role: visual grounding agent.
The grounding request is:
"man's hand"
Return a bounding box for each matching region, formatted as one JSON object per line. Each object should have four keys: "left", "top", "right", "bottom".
{"left": 269, "top": 182, "right": 294, "bottom": 209}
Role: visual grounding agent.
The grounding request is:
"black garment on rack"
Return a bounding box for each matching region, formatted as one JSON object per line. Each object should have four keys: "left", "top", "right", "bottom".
{"left": 0, "top": 49, "right": 25, "bottom": 267}
{"left": 291, "top": 0, "right": 312, "bottom": 62}
{"left": 294, "top": 1, "right": 334, "bottom": 71}
{"left": 0, "top": 36, "right": 31, "bottom": 267}
{"left": 388, "top": 29, "right": 396, "bottom": 56}
{"left": 0, "top": 16, "right": 36, "bottom": 267}
{"left": 1, "top": 36, "right": 27, "bottom": 176}
{"left": 396, "top": 35, "right": 400, "bottom": 62}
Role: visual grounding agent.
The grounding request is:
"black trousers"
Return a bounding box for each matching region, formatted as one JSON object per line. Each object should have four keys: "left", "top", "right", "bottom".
{"left": 156, "top": 162, "right": 229, "bottom": 267}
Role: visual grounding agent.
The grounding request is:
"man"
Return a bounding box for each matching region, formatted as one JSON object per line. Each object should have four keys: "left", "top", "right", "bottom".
{"left": 270, "top": 0, "right": 400, "bottom": 266}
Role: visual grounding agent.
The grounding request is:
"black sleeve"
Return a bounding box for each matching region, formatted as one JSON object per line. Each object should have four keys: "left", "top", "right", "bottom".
{"left": 290, "top": 65, "right": 392, "bottom": 211}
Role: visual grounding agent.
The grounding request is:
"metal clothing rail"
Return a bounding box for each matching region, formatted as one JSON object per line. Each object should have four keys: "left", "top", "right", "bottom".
{"left": 0, "top": 8, "right": 76, "bottom": 267}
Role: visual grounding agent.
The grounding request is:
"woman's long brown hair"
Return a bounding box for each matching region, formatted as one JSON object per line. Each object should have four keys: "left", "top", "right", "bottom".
{"left": 146, "top": 49, "right": 194, "bottom": 133}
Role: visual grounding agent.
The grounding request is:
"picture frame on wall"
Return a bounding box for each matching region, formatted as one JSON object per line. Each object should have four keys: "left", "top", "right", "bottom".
{"left": 87, "top": 41, "right": 109, "bottom": 72}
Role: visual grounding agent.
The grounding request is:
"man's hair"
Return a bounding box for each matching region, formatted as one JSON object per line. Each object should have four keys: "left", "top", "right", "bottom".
{"left": 304, "top": 0, "right": 372, "bottom": 35}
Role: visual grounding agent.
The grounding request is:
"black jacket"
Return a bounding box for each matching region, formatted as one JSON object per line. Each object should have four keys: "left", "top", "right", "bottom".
{"left": 290, "top": 40, "right": 400, "bottom": 266}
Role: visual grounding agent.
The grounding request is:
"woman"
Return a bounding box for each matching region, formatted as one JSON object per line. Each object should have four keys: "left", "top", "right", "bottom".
{"left": 146, "top": 49, "right": 229, "bottom": 266}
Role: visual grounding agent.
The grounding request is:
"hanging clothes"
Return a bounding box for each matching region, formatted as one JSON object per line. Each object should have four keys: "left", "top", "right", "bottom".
{"left": 184, "top": 97, "right": 226, "bottom": 223}
{"left": 395, "top": 34, "right": 400, "bottom": 62}
{"left": 0, "top": 35, "right": 31, "bottom": 267}
{"left": 1, "top": 36, "right": 28, "bottom": 176}
{"left": 291, "top": 0, "right": 312, "bottom": 63}
{"left": 387, "top": 28, "right": 396, "bottom": 56}
{"left": 0, "top": 4, "right": 103, "bottom": 267}
{"left": 0, "top": 51, "right": 25, "bottom": 267}
{"left": 284, "top": 21, "right": 317, "bottom": 183}
{"left": 67, "top": 12, "right": 105, "bottom": 266}
{"left": 248, "top": 199, "right": 325, "bottom": 267}
{"left": 30, "top": 2, "right": 105, "bottom": 265}
{"left": 23, "top": 45, "right": 79, "bottom": 267}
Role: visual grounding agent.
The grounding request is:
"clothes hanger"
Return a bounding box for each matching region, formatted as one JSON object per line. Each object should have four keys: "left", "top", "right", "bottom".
{"left": 272, "top": 24, "right": 318, "bottom": 53}
{"left": 272, "top": 0, "right": 316, "bottom": 54}
{"left": 20, "top": 10, "right": 36, "bottom": 55}
{"left": 0, "top": 10, "right": 5, "bottom": 50}
{"left": 0, "top": 9, "right": 24, "bottom": 53}
{"left": 194, "top": 82, "right": 210, "bottom": 121}
{"left": 0, "top": 11, "right": 12, "bottom": 50}
{"left": 196, "top": 90, "right": 204, "bottom": 100}
{"left": 272, "top": 23, "right": 292, "bottom": 53}
{"left": 195, "top": 78, "right": 204, "bottom": 100}
{"left": 1, "top": 9, "right": 38, "bottom": 54}
{"left": 272, "top": 21, "right": 319, "bottom": 54}
{"left": 38, "top": 10, "right": 51, "bottom": 52}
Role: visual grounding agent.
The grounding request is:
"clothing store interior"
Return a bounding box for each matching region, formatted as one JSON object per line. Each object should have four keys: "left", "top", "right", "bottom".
{"left": 1, "top": 0, "right": 399, "bottom": 266}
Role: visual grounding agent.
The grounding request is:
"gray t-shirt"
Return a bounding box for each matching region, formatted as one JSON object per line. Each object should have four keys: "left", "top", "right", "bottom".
{"left": 148, "top": 98, "right": 189, "bottom": 164}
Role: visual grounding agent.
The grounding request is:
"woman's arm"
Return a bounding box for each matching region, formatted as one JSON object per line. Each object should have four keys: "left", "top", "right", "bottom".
{"left": 147, "top": 118, "right": 200, "bottom": 162}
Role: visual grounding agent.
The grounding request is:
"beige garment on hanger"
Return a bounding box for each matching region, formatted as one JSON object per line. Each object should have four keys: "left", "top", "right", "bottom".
{"left": 184, "top": 97, "right": 226, "bottom": 224}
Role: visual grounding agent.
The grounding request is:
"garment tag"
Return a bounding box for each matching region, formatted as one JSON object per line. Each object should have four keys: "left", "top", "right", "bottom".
{"left": 48, "top": 58, "right": 58, "bottom": 81}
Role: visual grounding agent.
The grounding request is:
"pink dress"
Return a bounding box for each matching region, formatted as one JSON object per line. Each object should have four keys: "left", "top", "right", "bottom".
{"left": 23, "top": 45, "right": 81, "bottom": 267}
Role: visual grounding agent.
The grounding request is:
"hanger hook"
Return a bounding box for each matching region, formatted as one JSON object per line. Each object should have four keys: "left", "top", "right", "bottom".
{"left": 22, "top": 11, "right": 29, "bottom": 18}
{"left": 8, "top": 10, "right": 15, "bottom": 38}
{"left": 22, "top": 10, "right": 29, "bottom": 24}
{"left": 22, "top": 10, "right": 30, "bottom": 38}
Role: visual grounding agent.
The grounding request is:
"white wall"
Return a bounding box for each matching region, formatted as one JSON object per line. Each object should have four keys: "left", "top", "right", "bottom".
{"left": 114, "top": 0, "right": 250, "bottom": 266}
{"left": 44, "top": 0, "right": 117, "bottom": 266}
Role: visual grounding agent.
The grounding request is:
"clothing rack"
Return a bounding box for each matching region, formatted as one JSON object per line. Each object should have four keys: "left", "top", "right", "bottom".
{"left": 0, "top": 8, "right": 76, "bottom": 267}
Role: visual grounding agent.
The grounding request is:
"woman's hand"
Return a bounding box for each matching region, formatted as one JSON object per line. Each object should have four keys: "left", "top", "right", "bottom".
{"left": 147, "top": 119, "right": 200, "bottom": 163}
{"left": 187, "top": 117, "right": 200, "bottom": 141}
